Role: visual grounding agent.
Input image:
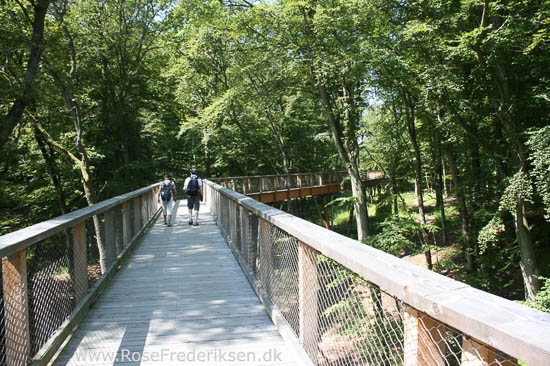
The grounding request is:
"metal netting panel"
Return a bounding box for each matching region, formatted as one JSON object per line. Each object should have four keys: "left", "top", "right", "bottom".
{"left": 409, "top": 312, "right": 518, "bottom": 366}
{"left": 258, "top": 221, "right": 300, "bottom": 336}
{"left": 314, "top": 254, "right": 404, "bottom": 366}
{"left": 248, "top": 178, "right": 260, "bottom": 193}
{"left": 85, "top": 217, "right": 101, "bottom": 288}
{"left": 220, "top": 196, "right": 230, "bottom": 238}
{"left": 26, "top": 230, "right": 77, "bottom": 356}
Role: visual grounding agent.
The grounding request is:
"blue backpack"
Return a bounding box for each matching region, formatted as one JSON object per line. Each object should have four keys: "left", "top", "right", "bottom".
{"left": 187, "top": 176, "right": 200, "bottom": 196}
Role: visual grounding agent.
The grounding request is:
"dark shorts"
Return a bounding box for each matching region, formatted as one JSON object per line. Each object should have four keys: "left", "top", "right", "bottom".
{"left": 187, "top": 194, "right": 200, "bottom": 210}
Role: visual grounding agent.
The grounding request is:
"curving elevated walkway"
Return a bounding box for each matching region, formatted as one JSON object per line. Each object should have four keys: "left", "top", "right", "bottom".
{"left": 53, "top": 201, "right": 298, "bottom": 365}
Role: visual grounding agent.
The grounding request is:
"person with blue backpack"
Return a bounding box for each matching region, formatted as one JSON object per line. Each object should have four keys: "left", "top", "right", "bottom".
{"left": 184, "top": 168, "right": 203, "bottom": 226}
{"left": 158, "top": 174, "right": 177, "bottom": 226}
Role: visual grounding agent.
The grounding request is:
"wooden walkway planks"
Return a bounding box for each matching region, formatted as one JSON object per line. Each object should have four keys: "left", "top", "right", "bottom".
{"left": 53, "top": 202, "right": 299, "bottom": 366}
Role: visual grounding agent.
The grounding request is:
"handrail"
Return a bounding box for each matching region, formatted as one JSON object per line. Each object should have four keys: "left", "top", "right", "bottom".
{"left": 0, "top": 183, "right": 161, "bottom": 365}
{"left": 208, "top": 170, "right": 384, "bottom": 181}
{"left": 0, "top": 183, "right": 160, "bottom": 258}
{"left": 204, "top": 179, "right": 550, "bottom": 366}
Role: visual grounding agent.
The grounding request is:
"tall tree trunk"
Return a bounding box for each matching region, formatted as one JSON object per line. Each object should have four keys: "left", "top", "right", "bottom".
{"left": 434, "top": 138, "right": 448, "bottom": 246}
{"left": 310, "top": 68, "right": 369, "bottom": 240}
{"left": 33, "top": 124, "right": 68, "bottom": 215}
{"left": 405, "top": 95, "right": 432, "bottom": 269}
{"left": 44, "top": 25, "right": 108, "bottom": 273}
{"left": 473, "top": 0, "right": 539, "bottom": 299}
{"left": 0, "top": 0, "right": 50, "bottom": 150}
{"left": 33, "top": 122, "right": 75, "bottom": 276}
{"left": 447, "top": 148, "right": 474, "bottom": 272}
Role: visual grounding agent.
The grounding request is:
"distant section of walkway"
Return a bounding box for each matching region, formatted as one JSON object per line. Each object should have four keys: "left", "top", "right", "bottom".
{"left": 53, "top": 201, "right": 298, "bottom": 365}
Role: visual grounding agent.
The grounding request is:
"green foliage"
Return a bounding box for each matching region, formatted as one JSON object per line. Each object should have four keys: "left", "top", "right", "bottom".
{"left": 527, "top": 126, "right": 550, "bottom": 221}
{"left": 535, "top": 278, "right": 550, "bottom": 313}
{"left": 478, "top": 216, "right": 505, "bottom": 255}
{"left": 1, "top": 0, "right": 549, "bottom": 308}
{"left": 363, "top": 217, "right": 421, "bottom": 256}
{"left": 500, "top": 172, "right": 534, "bottom": 214}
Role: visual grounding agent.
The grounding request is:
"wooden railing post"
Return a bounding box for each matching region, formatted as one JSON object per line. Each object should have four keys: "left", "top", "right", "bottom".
{"left": 242, "top": 178, "right": 247, "bottom": 195}
{"left": 122, "top": 201, "right": 131, "bottom": 247}
{"left": 286, "top": 176, "right": 291, "bottom": 202}
{"left": 133, "top": 197, "right": 141, "bottom": 235}
{"left": 298, "top": 241, "right": 319, "bottom": 360}
{"left": 104, "top": 209, "right": 116, "bottom": 268}
{"left": 259, "top": 177, "right": 264, "bottom": 203}
{"left": 231, "top": 179, "right": 236, "bottom": 191}
{"left": 230, "top": 201, "right": 241, "bottom": 250}
{"left": 72, "top": 222, "right": 88, "bottom": 302}
{"left": 403, "top": 307, "right": 446, "bottom": 366}
{"left": 2, "top": 249, "right": 30, "bottom": 365}
{"left": 141, "top": 193, "right": 148, "bottom": 226}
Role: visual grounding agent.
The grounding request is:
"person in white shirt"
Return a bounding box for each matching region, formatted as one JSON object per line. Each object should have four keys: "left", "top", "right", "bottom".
{"left": 158, "top": 174, "right": 176, "bottom": 226}
{"left": 183, "top": 168, "right": 203, "bottom": 226}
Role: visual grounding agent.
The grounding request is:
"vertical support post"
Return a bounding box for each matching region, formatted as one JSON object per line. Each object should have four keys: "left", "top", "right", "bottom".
{"left": 246, "top": 212, "right": 258, "bottom": 273}
{"left": 72, "top": 222, "right": 88, "bottom": 302}
{"left": 298, "top": 175, "right": 303, "bottom": 197}
{"left": 286, "top": 176, "right": 291, "bottom": 202}
{"left": 273, "top": 176, "right": 278, "bottom": 201}
{"left": 104, "top": 209, "right": 116, "bottom": 268}
{"left": 234, "top": 203, "right": 241, "bottom": 251}
{"left": 298, "top": 241, "right": 319, "bottom": 360}
{"left": 141, "top": 193, "right": 148, "bottom": 226}
{"left": 403, "top": 307, "right": 446, "bottom": 366}
{"left": 133, "top": 197, "right": 141, "bottom": 235}
{"left": 228, "top": 200, "right": 235, "bottom": 246}
{"left": 259, "top": 177, "right": 264, "bottom": 203}
{"left": 231, "top": 179, "right": 236, "bottom": 191}
{"left": 242, "top": 178, "right": 247, "bottom": 195}
{"left": 122, "top": 201, "right": 132, "bottom": 247}
{"left": 2, "top": 249, "right": 30, "bottom": 365}
{"left": 461, "top": 338, "right": 517, "bottom": 365}
{"left": 240, "top": 207, "right": 250, "bottom": 264}
{"left": 149, "top": 190, "right": 154, "bottom": 218}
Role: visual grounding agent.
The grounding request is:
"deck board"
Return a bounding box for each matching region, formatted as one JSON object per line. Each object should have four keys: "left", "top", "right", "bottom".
{"left": 53, "top": 202, "right": 299, "bottom": 365}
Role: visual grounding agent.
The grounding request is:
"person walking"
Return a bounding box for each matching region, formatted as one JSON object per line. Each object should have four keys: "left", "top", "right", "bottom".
{"left": 158, "top": 174, "right": 176, "bottom": 226}
{"left": 184, "top": 168, "right": 202, "bottom": 226}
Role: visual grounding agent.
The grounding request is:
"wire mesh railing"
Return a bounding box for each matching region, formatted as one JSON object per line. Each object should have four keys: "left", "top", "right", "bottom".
{"left": 0, "top": 184, "right": 160, "bottom": 365}
{"left": 204, "top": 179, "right": 550, "bottom": 366}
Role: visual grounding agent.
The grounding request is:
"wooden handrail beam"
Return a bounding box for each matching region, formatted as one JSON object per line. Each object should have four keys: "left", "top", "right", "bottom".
{"left": 0, "top": 183, "right": 160, "bottom": 258}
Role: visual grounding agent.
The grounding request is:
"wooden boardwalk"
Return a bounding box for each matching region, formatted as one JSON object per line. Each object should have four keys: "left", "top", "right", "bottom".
{"left": 53, "top": 201, "right": 299, "bottom": 365}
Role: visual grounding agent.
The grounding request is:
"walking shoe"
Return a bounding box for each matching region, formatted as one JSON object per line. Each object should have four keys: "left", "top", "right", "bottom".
{"left": 193, "top": 222, "right": 199, "bottom": 226}
{"left": 189, "top": 219, "right": 193, "bottom": 225}
{"left": 167, "top": 223, "right": 172, "bottom": 227}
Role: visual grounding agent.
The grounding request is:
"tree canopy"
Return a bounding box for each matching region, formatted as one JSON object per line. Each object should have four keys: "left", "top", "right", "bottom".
{"left": 1, "top": 0, "right": 549, "bottom": 304}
